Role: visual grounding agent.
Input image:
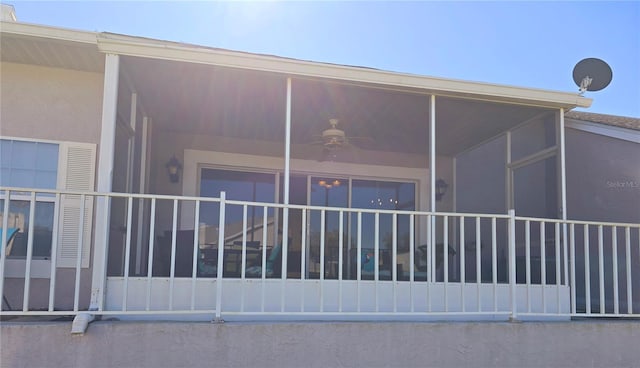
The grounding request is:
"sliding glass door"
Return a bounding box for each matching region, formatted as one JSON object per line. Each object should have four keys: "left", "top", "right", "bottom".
{"left": 197, "top": 167, "right": 417, "bottom": 280}
{"left": 351, "top": 180, "right": 416, "bottom": 280}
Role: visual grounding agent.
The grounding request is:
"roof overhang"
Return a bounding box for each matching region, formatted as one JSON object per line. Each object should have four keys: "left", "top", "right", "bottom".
{"left": 1, "top": 19, "right": 592, "bottom": 111}
{"left": 0, "top": 19, "right": 97, "bottom": 44}
{"left": 96, "top": 32, "right": 592, "bottom": 111}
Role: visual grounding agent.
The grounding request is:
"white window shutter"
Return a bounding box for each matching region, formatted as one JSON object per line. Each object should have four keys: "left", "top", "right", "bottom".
{"left": 56, "top": 142, "right": 96, "bottom": 268}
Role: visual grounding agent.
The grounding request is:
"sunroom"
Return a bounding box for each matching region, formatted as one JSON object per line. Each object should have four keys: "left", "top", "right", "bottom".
{"left": 6, "top": 32, "right": 637, "bottom": 321}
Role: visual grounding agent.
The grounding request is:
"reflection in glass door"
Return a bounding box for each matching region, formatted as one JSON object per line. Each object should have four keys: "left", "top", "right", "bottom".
{"left": 309, "top": 177, "right": 348, "bottom": 279}
{"left": 350, "top": 180, "right": 415, "bottom": 280}
{"left": 199, "top": 169, "right": 276, "bottom": 277}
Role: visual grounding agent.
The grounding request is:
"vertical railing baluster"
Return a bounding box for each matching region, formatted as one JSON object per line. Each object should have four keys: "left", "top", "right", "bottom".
{"left": 540, "top": 221, "right": 546, "bottom": 313}
{"left": 240, "top": 204, "right": 248, "bottom": 312}
{"left": 261, "top": 206, "right": 268, "bottom": 313}
{"left": 475, "top": 216, "right": 481, "bottom": 312}
{"left": 215, "top": 192, "right": 226, "bottom": 321}
{"left": 431, "top": 214, "right": 436, "bottom": 285}
{"left": 23, "top": 192, "right": 37, "bottom": 312}
{"left": 320, "top": 209, "right": 325, "bottom": 313}
{"left": 73, "top": 194, "right": 86, "bottom": 312}
{"left": 299, "top": 208, "right": 306, "bottom": 312}
{"left": 392, "top": 213, "right": 397, "bottom": 313}
{"left": 625, "top": 227, "right": 632, "bottom": 314}
{"left": 145, "top": 198, "right": 156, "bottom": 311}
{"left": 570, "top": 223, "right": 576, "bottom": 315}
{"left": 563, "top": 222, "right": 569, "bottom": 287}
{"left": 525, "top": 220, "right": 531, "bottom": 313}
{"left": 339, "top": 210, "right": 344, "bottom": 313}
{"left": 508, "top": 209, "right": 517, "bottom": 320}
{"left": 460, "top": 215, "right": 465, "bottom": 313}
{"left": 47, "top": 193, "right": 61, "bottom": 312}
{"left": 555, "top": 222, "right": 561, "bottom": 314}
{"left": 122, "top": 196, "right": 133, "bottom": 311}
{"left": 598, "top": 225, "right": 604, "bottom": 314}
{"left": 612, "top": 226, "right": 619, "bottom": 315}
{"left": 73, "top": 194, "right": 87, "bottom": 311}
{"left": 356, "top": 212, "right": 362, "bottom": 312}
{"left": 190, "top": 200, "right": 201, "bottom": 311}
{"left": 169, "top": 199, "right": 178, "bottom": 311}
{"left": 374, "top": 212, "right": 379, "bottom": 312}
{"left": 491, "top": 217, "right": 497, "bottom": 312}
{"left": 443, "top": 215, "right": 448, "bottom": 312}
{"left": 426, "top": 214, "right": 432, "bottom": 312}
{"left": 409, "top": 214, "right": 415, "bottom": 313}
{"left": 584, "top": 225, "right": 591, "bottom": 314}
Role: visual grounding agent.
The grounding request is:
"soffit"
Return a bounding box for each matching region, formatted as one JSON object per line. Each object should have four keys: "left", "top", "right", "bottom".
{"left": 0, "top": 33, "right": 103, "bottom": 73}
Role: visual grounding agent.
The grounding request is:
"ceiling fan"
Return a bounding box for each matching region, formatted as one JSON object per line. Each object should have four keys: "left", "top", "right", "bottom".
{"left": 310, "top": 118, "right": 373, "bottom": 161}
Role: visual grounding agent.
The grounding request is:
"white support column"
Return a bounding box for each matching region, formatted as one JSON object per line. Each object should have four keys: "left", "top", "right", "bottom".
{"left": 559, "top": 109, "right": 567, "bottom": 220}
{"left": 559, "top": 109, "right": 570, "bottom": 287}
{"left": 429, "top": 95, "right": 436, "bottom": 213}
{"left": 135, "top": 116, "right": 149, "bottom": 274}
{"left": 89, "top": 53, "right": 120, "bottom": 311}
{"left": 429, "top": 95, "right": 436, "bottom": 282}
{"left": 505, "top": 130, "right": 512, "bottom": 212}
{"left": 282, "top": 77, "right": 292, "bottom": 283}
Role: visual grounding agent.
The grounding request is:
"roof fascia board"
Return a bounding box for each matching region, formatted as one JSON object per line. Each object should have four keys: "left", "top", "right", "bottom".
{"left": 566, "top": 119, "right": 640, "bottom": 144}
{"left": 97, "top": 35, "right": 592, "bottom": 110}
{"left": 0, "top": 21, "right": 97, "bottom": 44}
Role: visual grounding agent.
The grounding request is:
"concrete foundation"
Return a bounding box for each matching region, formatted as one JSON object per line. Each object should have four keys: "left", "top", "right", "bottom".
{"left": 2, "top": 320, "right": 639, "bottom": 367}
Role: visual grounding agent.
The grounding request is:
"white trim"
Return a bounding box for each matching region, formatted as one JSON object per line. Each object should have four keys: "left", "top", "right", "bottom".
{"left": 0, "top": 135, "right": 88, "bottom": 146}
{"left": 559, "top": 110, "right": 567, "bottom": 221}
{"left": 429, "top": 95, "right": 436, "bottom": 212}
{"left": 90, "top": 53, "right": 119, "bottom": 310}
{"left": 0, "top": 20, "right": 97, "bottom": 44}
{"left": 565, "top": 119, "right": 640, "bottom": 144}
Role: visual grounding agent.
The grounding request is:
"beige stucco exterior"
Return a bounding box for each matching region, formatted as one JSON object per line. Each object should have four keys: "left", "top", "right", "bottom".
{"left": 0, "top": 62, "right": 103, "bottom": 144}
{"left": 1, "top": 61, "right": 103, "bottom": 310}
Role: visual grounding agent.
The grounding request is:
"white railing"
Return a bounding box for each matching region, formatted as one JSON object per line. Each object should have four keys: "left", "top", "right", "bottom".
{"left": 1, "top": 187, "right": 638, "bottom": 321}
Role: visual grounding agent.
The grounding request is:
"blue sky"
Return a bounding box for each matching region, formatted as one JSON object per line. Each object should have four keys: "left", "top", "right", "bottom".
{"left": 8, "top": 1, "right": 640, "bottom": 117}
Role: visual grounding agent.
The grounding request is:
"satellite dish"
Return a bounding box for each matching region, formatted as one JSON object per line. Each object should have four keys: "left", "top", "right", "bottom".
{"left": 572, "top": 58, "right": 612, "bottom": 94}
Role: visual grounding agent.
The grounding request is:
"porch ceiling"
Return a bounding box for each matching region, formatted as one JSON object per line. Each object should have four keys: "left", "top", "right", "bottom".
{"left": 121, "top": 56, "right": 553, "bottom": 157}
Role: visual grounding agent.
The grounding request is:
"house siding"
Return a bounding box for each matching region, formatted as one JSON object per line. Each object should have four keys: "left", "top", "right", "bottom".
{"left": 566, "top": 127, "right": 640, "bottom": 223}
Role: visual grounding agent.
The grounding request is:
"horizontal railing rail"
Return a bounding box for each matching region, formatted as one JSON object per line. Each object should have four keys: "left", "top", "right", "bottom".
{"left": 1, "top": 186, "right": 638, "bottom": 321}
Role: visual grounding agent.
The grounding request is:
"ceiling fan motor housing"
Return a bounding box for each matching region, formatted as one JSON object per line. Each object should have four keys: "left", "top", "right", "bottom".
{"left": 322, "top": 128, "right": 347, "bottom": 149}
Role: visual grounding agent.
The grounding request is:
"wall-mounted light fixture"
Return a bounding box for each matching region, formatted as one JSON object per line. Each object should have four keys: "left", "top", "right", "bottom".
{"left": 165, "top": 155, "right": 182, "bottom": 183}
{"left": 435, "top": 179, "right": 448, "bottom": 201}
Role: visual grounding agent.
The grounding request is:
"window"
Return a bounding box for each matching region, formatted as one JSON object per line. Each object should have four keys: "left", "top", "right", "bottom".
{"left": 1, "top": 138, "right": 96, "bottom": 274}
{"left": 1, "top": 139, "right": 58, "bottom": 260}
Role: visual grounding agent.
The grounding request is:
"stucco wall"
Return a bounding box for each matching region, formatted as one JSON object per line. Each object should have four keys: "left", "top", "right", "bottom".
{"left": 2, "top": 321, "right": 639, "bottom": 367}
{"left": 0, "top": 62, "right": 103, "bottom": 144}
{"left": 1, "top": 61, "right": 103, "bottom": 310}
